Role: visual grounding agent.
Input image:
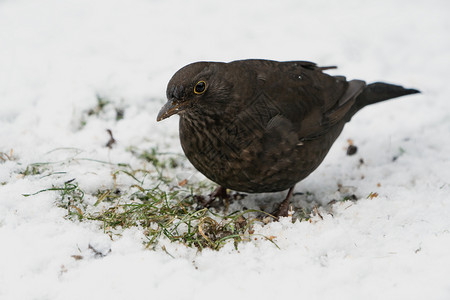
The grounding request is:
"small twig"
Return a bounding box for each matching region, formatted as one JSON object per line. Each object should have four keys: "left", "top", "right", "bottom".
{"left": 105, "top": 129, "right": 116, "bottom": 149}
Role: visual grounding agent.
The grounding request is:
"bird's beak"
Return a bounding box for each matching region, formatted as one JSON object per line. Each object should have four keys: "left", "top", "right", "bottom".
{"left": 157, "top": 99, "right": 187, "bottom": 121}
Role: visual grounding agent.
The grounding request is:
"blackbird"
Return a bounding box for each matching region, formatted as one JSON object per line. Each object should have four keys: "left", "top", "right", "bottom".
{"left": 157, "top": 59, "right": 419, "bottom": 216}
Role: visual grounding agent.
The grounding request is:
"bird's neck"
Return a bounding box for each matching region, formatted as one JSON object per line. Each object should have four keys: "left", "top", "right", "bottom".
{"left": 181, "top": 108, "right": 233, "bottom": 129}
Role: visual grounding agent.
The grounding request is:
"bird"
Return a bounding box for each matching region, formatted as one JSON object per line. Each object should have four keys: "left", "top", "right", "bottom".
{"left": 157, "top": 59, "right": 419, "bottom": 217}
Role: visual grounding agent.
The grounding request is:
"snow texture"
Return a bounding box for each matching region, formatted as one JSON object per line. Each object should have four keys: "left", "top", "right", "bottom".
{"left": 1, "top": 0, "right": 450, "bottom": 299}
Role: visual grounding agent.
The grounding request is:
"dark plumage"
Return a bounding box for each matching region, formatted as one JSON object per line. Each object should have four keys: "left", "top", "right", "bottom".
{"left": 157, "top": 59, "right": 419, "bottom": 215}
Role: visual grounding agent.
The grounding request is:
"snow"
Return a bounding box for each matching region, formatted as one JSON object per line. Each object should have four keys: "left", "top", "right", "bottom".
{"left": 1, "top": 0, "right": 450, "bottom": 299}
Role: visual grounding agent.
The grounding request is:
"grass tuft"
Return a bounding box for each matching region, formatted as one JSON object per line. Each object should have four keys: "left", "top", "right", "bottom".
{"left": 87, "top": 95, "right": 111, "bottom": 116}
{"left": 80, "top": 95, "right": 125, "bottom": 128}
{"left": 0, "top": 149, "right": 15, "bottom": 162}
{"left": 21, "top": 148, "right": 281, "bottom": 251}
{"left": 20, "top": 164, "right": 46, "bottom": 176}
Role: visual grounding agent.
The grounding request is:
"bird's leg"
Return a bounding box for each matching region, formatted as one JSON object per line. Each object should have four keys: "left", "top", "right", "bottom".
{"left": 197, "top": 186, "right": 229, "bottom": 208}
{"left": 210, "top": 185, "right": 228, "bottom": 200}
{"left": 274, "top": 186, "right": 295, "bottom": 218}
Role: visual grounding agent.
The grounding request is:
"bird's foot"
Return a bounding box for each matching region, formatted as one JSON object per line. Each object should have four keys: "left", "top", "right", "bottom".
{"left": 194, "top": 186, "right": 229, "bottom": 209}
{"left": 209, "top": 185, "right": 229, "bottom": 200}
{"left": 273, "top": 186, "right": 295, "bottom": 219}
{"left": 194, "top": 186, "right": 247, "bottom": 211}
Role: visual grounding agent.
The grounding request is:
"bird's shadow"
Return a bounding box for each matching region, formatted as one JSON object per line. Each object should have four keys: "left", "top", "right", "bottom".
{"left": 194, "top": 185, "right": 359, "bottom": 221}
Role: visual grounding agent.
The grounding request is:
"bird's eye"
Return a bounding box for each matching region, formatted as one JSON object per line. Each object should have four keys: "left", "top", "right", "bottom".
{"left": 194, "top": 81, "right": 207, "bottom": 94}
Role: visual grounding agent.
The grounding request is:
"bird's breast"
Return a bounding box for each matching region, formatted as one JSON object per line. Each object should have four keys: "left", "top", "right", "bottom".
{"left": 178, "top": 97, "right": 299, "bottom": 192}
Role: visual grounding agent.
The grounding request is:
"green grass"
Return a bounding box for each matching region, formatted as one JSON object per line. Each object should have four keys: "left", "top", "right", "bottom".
{"left": 88, "top": 184, "right": 277, "bottom": 250}
{"left": 22, "top": 148, "right": 281, "bottom": 250}
{"left": 80, "top": 95, "right": 125, "bottom": 128}
{"left": 20, "top": 164, "right": 47, "bottom": 176}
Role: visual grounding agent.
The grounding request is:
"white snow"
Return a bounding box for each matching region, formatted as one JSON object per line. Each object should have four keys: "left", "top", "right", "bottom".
{"left": 1, "top": 0, "right": 450, "bottom": 299}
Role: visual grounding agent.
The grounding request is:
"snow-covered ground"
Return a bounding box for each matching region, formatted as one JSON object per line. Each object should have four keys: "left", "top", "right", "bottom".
{"left": 1, "top": 0, "right": 450, "bottom": 299}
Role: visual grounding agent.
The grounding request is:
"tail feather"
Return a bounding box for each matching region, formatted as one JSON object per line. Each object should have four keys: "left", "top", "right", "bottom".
{"left": 356, "top": 82, "right": 420, "bottom": 110}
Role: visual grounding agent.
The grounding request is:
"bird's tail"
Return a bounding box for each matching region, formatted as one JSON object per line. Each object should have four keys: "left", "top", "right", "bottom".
{"left": 353, "top": 82, "right": 420, "bottom": 114}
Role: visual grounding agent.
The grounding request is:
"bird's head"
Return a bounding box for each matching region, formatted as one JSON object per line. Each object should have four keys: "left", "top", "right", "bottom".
{"left": 157, "top": 61, "right": 239, "bottom": 122}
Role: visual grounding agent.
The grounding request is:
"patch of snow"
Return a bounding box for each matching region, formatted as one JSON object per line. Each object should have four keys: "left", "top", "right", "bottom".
{"left": 1, "top": 0, "right": 449, "bottom": 299}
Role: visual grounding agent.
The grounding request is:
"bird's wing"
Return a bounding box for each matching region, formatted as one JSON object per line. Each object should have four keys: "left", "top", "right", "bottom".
{"left": 324, "top": 79, "right": 366, "bottom": 125}
{"left": 262, "top": 61, "right": 366, "bottom": 140}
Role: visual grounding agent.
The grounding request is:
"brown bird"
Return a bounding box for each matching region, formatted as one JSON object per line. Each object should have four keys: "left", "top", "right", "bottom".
{"left": 157, "top": 59, "right": 419, "bottom": 216}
